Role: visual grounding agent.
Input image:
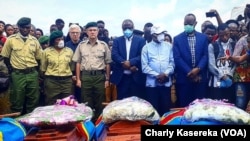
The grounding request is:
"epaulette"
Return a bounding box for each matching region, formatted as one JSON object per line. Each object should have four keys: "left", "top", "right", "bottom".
{"left": 64, "top": 47, "right": 73, "bottom": 52}
{"left": 78, "top": 40, "right": 87, "bottom": 45}
{"left": 29, "top": 35, "right": 38, "bottom": 40}
{"left": 8, "top": 34, "right": 18, "bottom": 39}
{"left": 99, "top": 40, "right": 108, "bottom": 46}
{"left": 44, "top": 47, "right": 53, "bottom": 52}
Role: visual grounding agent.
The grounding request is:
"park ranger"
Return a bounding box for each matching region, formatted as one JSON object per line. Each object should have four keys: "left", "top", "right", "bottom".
{"left": 1, "top": 17, "right": 42, "bottom": 115}
{"left": 40, "top": 30, "right": 74, "bottom": 105}
{"left": 72, "top": 22, "right": 112, "bottom": 123}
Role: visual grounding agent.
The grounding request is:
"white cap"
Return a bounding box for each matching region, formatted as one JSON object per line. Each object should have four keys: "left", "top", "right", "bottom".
{"left": 150, "top": 26, "right": 167, "bottom": 35}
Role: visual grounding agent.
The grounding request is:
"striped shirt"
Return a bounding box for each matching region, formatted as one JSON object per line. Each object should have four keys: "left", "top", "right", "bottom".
{"left": 187, "top": 35, "right": 196, "bottom": 67}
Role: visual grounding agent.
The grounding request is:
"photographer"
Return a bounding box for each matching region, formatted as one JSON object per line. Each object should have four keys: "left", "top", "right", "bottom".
{"left": 202, "top": 9, "right": 223, "bottom": 42}
{"left": 205, "top": 9, "right": 223, "bottom": 25}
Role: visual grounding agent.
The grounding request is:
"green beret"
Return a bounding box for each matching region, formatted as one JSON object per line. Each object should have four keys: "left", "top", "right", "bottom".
{"left": 50, "top": 30, "right": 63, "bottom": 42}
{"left": 85, "top": 22, "right": 98, "bottom": 29}
{"left": 17, "top": 17, "right": 31, "bottom": 27}
{"left": 38, "top": 36, "right": 49, "bottom": 44}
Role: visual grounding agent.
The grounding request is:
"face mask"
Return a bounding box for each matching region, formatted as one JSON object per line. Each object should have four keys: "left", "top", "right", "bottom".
{"left": 57, "top": 40, "right": 64, "bottom": 48}
{"left": 184, "top": 25, "right": 194, "bottom": 34}
{"left": 157, "top": 33, "right": 165, "bottom": 43}
{"left": 123, "top": 29, "right": 133, "bottom": 38}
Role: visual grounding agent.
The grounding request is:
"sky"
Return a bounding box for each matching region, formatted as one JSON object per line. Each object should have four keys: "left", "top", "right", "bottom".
{"left": 0, "top": 0, "right": 249, "bottom": 37}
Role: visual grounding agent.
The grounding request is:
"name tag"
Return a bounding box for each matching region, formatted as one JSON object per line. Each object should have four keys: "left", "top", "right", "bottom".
{"left": 30, "top": 44, "right": 36, "bottom": 47}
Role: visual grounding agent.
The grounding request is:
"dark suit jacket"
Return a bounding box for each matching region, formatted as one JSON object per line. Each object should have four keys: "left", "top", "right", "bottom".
{"left": 173, "top": 31, "right": 208, "bottom": 83}
{"left": 110, "top": 35, "right": 146, "bottom": 85}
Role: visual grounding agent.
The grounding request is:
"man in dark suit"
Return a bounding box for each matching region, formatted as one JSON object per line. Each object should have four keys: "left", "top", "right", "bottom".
{"left": 173, "top": 13, "right": 209, "bottom": 107}
{"left": 110, "top": 19, "right": 146, "bottom": 100}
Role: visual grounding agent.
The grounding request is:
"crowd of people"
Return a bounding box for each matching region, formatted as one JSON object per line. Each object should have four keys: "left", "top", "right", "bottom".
{"left": 0, "top": 4, "right": 250, "bottom": 122}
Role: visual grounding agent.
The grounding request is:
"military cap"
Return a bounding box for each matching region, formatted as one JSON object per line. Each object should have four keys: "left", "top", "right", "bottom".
{"left": 85, "top": 22, "right": 98, "bottom": 29}
{"left": 49, "top": 30, "right": 63, "bottom": 44}
{"left": 17, "top": 17, "right": 31, "bottom": 27}
{"left": 38, "top": 36, "right": 49, "bottom": 44}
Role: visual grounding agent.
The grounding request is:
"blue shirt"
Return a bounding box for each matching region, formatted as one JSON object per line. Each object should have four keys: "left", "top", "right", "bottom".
{"left": 65, "top": 40, "right": 82, "bottom": 52}
{"left": 141, "top": 41, "right": 175, "bottom": 87}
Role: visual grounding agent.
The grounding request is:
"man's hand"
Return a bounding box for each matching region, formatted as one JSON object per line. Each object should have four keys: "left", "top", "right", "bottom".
{"left": 130, "top": 66, "right": 138, "bottom": 72}
{"left": 72, "top": 76, "right": 76, "bottom": 81}
{"left": 122, "top": 61, "right": 131, "bottom": 69}
{"left": 187, "top": 68, "right": 200, "bottom": 78}
{"left": 218, "top": 56, "right": 230, "bottom": 60}
{"left": 76, "top": 79, "right": 81, "bottom": 88}
{"left": 105, "top": 80, "right": 110, "bottom": 88}
{"left": 156, "top": 73, "right": 169, "bottom": 84}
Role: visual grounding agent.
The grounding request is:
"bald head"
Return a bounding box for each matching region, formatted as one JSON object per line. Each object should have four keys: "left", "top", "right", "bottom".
{"left": 184, "top": 13, "right": 197, "bottom": 26}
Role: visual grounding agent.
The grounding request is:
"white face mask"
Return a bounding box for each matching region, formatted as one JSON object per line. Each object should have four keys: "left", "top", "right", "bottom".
{"left": 157, "top": 33, "right": 165, "bottom": 43}
{"left": 57, "top": 40, "right": 64, "bottom": 48}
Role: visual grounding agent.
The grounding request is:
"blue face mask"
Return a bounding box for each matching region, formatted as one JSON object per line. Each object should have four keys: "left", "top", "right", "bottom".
{"left": 123, "top": 29, "right": 133, "bottom": 38}
{"left": 184, "top": 25, "right": 194, "bottom": 34}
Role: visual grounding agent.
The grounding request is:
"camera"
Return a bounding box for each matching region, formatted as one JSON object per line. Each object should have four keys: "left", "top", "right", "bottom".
{"left": 206, "top": 12, "right": 217, "bottom": 17}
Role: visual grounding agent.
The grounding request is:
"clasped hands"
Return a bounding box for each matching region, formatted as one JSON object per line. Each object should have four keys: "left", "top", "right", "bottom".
{"left": 122, "top": 61, "right": 138, "bottom": 72}
{"left": 156, "top": 73, "right": 169, "bottom": 84}
{"left": 187, "top": 68, "right": 201, "bottom": 82}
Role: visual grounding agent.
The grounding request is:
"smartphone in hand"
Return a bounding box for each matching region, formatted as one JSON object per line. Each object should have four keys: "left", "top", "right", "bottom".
{"left": 206, "top": 12, "right": 217, "bottom": 17}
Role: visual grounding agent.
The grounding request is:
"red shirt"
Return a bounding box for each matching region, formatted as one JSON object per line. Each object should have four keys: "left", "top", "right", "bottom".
{"left": 0, "top": 35, "right": 6, "bottom": 44}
